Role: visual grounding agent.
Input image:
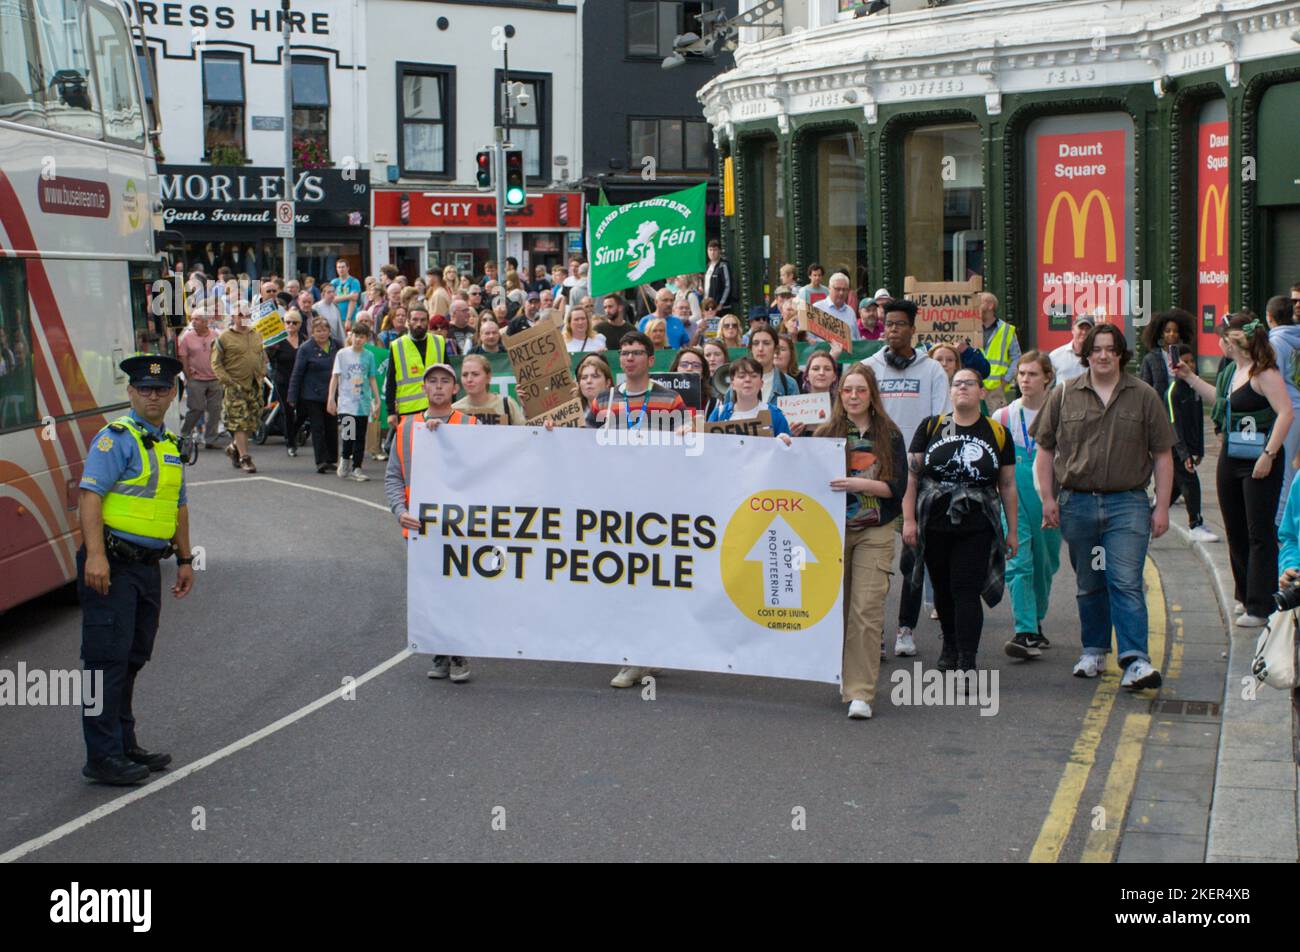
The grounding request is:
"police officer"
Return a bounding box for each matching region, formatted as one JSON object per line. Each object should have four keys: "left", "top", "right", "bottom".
{"left": 77, "top": 355, "right": 195, "bottom": 785}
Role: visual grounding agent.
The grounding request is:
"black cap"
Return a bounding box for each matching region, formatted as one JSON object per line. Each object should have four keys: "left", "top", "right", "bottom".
{"left": 121, "top": 354, "right": 183, "bottom": 388}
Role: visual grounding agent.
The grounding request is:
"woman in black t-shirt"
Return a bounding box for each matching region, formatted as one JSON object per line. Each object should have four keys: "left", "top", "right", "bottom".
{"left": 903, "top": 367, "right": 1018, "bottom": 678}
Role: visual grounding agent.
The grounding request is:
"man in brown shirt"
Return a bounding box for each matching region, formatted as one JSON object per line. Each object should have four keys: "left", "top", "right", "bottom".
{"left": 1031, "top": 323, "right": 1174, "bottom": 690}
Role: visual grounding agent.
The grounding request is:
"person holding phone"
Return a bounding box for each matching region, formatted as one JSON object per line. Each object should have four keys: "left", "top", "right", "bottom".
{"left": 1140, "top": 310, "right": 1194, "bottom": 396}
{"left": 1175, "top": 314, "right": 1293, "bottom": 627}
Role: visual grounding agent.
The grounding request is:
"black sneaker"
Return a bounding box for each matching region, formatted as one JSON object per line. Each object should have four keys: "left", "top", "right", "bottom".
{"left": 125, "top": 746, "right": 172, "bottom": 771}
{"left": 937, "top": 639, "right": 958, "bottom": 671}
{"left": 1027, "top": 628, "right": 1051, "bottom": 649}
{"left": 82, "top": 755, "right": 150, "bottom": 785}
{"left": 1005, "top": 633, "right": 1043, "bottom": 659}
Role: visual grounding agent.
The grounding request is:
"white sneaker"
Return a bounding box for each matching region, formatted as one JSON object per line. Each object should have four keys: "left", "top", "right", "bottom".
{"left": 336, "top": 459, "right": 352, "bottom": 478}
{"left": 1235, "top": 612, "right": 1269, "bottom": 628}
{"left": 1233, "top": 601, "right": 1245, "bottom": 614}
{"left": 894, "top": 628, "right": 918, "bottom": 657}
{"left": 1072, "top": 653, "right": 1101, "bottom": 678}
{"left": 349, "top": 468, "right": 370, "bottom": 481}
{"left": 610, "top": 665, "right": 653, "bottom": 688}
{"left": 1121, "top": 658, "right": 1162, "bottom": 690}
{"left": 847, "top": 700, "right": 873, "bottom": 719}
{"left": 1188, "top": 525, "right": 1219, "bottom": 543}
{"left": 426, "top": 656, "right": 450, "bottom": 679}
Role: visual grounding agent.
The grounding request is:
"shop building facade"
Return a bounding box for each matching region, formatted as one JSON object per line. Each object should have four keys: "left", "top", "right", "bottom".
{"left": 364, "top": 0, "right": 585, "bottom": 280}
{"left": 133, "top": 0, "right": 370, "bottom": 277}
{"left": 580, "top": 1, "right": 738, "bottom": 241}
{"left": 699, "top": 0, "right": 1300, "bottom": 369}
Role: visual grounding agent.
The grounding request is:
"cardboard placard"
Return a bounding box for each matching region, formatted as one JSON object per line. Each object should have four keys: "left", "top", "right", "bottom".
{"left": 701, "top": 409, "right": 772, "bottom": 438}
{"left": 650, "top": 372, "right": 703, "bottom": 411}
{"left": 904, "top": 276, "right": 983, "bottom": 350}
{"left": 799, "top": 299, "right": 853, "bottom": 350}
{"left": 529, "top": 398, "right": 584, "bottom": 428}
{"left": 506, "top": 320, "right": 582, "bottom": 426}
{"left": 777, "top": 391, "right": 832, "bottom": 427}
{"left": 251, "top": 299, "right": 287, "bottom": 348}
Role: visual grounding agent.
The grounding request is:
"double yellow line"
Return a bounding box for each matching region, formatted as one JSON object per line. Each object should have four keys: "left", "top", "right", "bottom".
{"left": 1028, "top": 558, "right": 1165, "bottom": 863}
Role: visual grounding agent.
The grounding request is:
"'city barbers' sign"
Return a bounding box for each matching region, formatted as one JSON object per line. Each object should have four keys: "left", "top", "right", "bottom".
{"left": 159, "top": 165, "right": 369, "bottom": 229}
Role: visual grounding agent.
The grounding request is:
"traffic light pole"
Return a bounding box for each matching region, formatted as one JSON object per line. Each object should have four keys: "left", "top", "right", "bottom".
{"left": 493, "top": 135, "right": 508, "bottom": 278}
{"left": 281, "top": 0, "right": 295, "bottom": 280}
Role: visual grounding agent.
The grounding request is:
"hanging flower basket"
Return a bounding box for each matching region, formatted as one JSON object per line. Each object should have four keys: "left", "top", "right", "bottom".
{"left": 293, "top": 136, "right": 331, "bottom": 170}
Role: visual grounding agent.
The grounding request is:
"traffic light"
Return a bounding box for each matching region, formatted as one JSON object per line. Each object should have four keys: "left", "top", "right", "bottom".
{"left": 475, "top": 150, "right": 492, "bottom": 189}
{"left": 504, "top": 149, "right": 525, "bottom": 209}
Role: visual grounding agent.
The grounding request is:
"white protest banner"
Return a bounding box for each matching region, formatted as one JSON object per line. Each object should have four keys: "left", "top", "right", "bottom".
{"left": 406, "top": 427, "right": 846, "bottom": 683}
{"left": 777, "top": 392, "right": 832, "bottom": 428}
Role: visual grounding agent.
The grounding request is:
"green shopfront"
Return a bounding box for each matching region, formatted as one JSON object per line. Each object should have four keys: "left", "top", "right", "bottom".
{"left": 702, "top": 0, "right": 1300, "bottom": 372}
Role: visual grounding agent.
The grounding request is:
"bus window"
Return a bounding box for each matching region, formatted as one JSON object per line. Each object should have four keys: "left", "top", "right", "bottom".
{"left": 129, "top": 262, "right": 168, "bottom": 356}
{"left": 0, "top": 0, "right": 46, "bottom": 126}
{"left": 0, "top": 260, "right": 39, "bottom": 432}
{"left": 32, "top": 0, "right": 101, "bottom": 139}
{"left": 88, "top": 1, "right": 142, "bottom": 145}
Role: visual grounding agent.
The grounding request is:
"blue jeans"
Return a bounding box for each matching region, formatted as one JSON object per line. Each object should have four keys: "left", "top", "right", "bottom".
{"left": 1058, "top": 489, "right": 1152, "bottom": 665}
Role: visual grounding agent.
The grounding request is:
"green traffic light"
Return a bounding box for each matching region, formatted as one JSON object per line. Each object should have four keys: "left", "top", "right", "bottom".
{"left": 506, "top": 186, "right": 525, "bottom": 205}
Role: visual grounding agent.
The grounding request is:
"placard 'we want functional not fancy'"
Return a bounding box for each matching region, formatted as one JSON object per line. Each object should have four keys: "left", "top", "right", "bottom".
{"left": 406, "top": 426, "right": 847, "bottom": 683}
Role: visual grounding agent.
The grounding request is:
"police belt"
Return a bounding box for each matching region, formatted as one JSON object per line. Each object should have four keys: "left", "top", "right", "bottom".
{"left": 103, "top": 527, "right": 174, "bottom": 564}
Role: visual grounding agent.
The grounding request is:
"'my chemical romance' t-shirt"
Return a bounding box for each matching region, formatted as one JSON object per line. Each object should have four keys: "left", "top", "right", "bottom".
{"left": 909, "top": 415, "right": 1014, "bottom": 532}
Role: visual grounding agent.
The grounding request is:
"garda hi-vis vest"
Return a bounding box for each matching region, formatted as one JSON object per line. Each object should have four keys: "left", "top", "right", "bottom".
{"left": 100, "top": 416, "right": 184, "bottom": 541}
{"left": 391, "top": 334, "right": 447, "bottom": 416}
{"left": 983, "top": 320, "right": 1015, "bottom": 392}
{"left": 394, "top": 410, "right": 476, "bottom": 538}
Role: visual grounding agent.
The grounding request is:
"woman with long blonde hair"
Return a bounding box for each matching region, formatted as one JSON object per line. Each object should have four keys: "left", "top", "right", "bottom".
{"left": 564, "top": 305, "right": 607, "bottom": 353}
{"left": 815, "top": 363, "right": 906, "bottom": 719}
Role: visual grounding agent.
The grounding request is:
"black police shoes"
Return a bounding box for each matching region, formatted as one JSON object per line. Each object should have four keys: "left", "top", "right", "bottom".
{"left": 125, "top": 746, "right": 172, "bottom": 771}
{"left": 83, "top": 756, "right": 150, "bottom": 785}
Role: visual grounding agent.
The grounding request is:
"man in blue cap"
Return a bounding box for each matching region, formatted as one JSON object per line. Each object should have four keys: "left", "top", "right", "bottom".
{"left": 77, "top": 354, "right": 195, "bottom": 785}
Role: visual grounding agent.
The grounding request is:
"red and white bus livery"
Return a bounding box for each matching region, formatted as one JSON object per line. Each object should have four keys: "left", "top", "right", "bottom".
{"left": 1, "top": 0, "right": 164, "bottom": 611}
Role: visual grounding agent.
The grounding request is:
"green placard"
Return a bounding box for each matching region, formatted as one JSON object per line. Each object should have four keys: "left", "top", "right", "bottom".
{"left": 587, "top": 183, "right": 707, "bottom": 297}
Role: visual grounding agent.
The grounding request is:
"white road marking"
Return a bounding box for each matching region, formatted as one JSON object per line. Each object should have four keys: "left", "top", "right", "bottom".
{"left": 188, "top": 475, "right": 391, "bottom": 512}
{"left": 0, "top": 648, "right": 413, "bottom": 864}
{"left": 0, "top": 470, "right": 403, "bottom": 863}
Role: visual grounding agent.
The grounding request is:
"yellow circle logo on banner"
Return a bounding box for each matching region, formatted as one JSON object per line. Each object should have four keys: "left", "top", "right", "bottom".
{"left": 720, "top": 489, "right": 841, "bottom": 631}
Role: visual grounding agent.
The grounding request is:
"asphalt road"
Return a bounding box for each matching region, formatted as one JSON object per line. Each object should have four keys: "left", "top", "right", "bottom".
{"left": 0, "top": 432, "right": 1168, "bottom": 862}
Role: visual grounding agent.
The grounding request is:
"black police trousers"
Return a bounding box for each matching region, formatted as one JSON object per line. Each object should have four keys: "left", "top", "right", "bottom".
{"left": 77, "top": 547, "right": 161, "bottom": 764}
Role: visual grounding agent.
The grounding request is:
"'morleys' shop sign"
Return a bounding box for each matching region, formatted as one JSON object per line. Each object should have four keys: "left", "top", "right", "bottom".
{"left": 159, "top": 165, "right": 369, "bottom": 228}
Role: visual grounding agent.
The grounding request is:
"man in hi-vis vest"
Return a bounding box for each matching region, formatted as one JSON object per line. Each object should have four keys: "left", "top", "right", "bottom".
{"left": 385, "top": 305, "right": 446, "bottom": 431}
{"left": 77, "top": 355, "right": 195, "bottom": 785}
{"left": 978, "top": 292, "right": 1022, "bottom": 412}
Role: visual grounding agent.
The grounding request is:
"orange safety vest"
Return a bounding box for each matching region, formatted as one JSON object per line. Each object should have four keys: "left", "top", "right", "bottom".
{"left": 394, "top": 410, "right": 478, "bottom": 538}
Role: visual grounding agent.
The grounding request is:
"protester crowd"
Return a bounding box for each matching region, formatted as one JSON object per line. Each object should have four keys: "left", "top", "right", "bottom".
{"left": 169, "top": 248, "right": 1300, "bottom": 720}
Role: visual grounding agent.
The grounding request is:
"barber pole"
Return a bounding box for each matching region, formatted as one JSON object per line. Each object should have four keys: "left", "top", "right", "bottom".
{"left": 400, "top": 192, "right": 410, "bottom": 225}
{"left": 558, "top": 196, "right": 568, "bottom": 227}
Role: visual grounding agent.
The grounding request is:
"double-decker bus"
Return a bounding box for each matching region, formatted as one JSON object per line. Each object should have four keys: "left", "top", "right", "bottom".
{"left": 0, "top": 0, "right": 164, "bottom": 612}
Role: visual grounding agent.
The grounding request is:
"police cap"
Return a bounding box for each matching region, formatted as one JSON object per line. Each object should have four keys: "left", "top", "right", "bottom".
{"left": 121, "top": 354, "right": 183, "bottom": 388}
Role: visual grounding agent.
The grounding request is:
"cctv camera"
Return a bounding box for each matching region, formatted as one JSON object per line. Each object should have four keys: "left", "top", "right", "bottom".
{"left": 517, "top": 89, "right": 530, "bottom": 108}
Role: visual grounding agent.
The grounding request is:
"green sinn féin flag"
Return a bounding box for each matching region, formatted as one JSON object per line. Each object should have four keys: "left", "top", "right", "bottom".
{"left": 587, "top": 182, "right": 707, "bottom": 297}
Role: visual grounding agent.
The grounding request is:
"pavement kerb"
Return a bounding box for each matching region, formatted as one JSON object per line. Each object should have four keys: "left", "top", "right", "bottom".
{"left": 1168, "top": 515, "right": 1299, "bottom": 862}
